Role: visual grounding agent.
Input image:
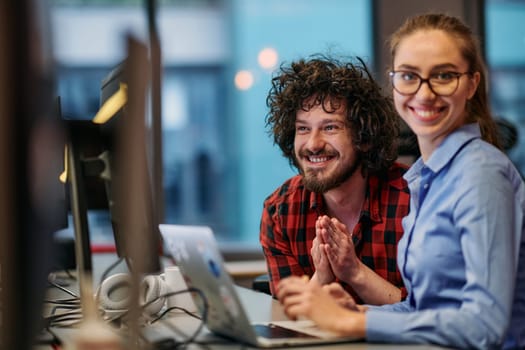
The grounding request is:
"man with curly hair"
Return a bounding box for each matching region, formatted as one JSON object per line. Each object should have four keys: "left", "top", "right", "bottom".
{"left": 260, "top": 55, "right": 410, "bottom": 305}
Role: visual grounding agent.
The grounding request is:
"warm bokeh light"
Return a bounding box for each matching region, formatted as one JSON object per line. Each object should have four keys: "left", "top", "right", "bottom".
{"left": 234, "top": 70, "right": 254, "bottom": 90}
{"left": 258, "top": 47, "right": 278, "bottom": 70}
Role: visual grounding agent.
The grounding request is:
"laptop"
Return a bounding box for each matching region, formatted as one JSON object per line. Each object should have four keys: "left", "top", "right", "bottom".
{"left": 159, "top": 224, "right": 361, "bottom": 348}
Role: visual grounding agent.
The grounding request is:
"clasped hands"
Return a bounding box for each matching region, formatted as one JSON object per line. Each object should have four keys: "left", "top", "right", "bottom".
{"left": 311, "top": 215, "right": 362, "bottom": 286}
{"left": 274, "top": 215, "right": 367, "bottom": 336}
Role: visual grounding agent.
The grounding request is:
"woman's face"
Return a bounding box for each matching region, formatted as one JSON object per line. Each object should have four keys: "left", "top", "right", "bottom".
{"left": 392, "top": 29, "right": 480, "bottom": 158}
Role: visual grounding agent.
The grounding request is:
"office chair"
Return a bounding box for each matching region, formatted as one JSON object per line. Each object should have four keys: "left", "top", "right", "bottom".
{"left": 251, "top": 274, "right": 271, "bottom": 295}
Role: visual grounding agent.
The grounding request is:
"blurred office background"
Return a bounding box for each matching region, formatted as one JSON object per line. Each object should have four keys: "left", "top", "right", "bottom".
{"left": 50, "top": 0, "right": 525, "bottom": 252}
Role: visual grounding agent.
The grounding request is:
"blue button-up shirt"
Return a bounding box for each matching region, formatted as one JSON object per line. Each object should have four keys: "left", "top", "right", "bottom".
{"left": 366, "top": 124, "right": 525, "bottom": 349}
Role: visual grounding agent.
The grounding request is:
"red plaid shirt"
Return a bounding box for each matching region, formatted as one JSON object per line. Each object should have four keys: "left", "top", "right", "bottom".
{"left": 260, "top": 162, "right": 410, "bottom": 302}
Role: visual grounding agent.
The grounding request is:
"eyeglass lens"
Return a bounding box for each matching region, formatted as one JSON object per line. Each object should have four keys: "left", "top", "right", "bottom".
{"left": 391, "top": 72, "right": 462, "bottom": 96}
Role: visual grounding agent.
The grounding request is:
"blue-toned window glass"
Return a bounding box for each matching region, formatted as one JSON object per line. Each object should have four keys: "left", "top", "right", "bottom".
{"left": 57, "top": 67, "right": 109, "bottom": 120}
{"left": 161, "top": 66, "right": 233, "bottom": 237}
{"left": 51, "top": 0, "right": 372, "bottom": 250}
{"left": 227, "top": 0, "right": 372, "bottom": 245}
{"left": 485, "top": 0, "right": 525, "bottom": 174}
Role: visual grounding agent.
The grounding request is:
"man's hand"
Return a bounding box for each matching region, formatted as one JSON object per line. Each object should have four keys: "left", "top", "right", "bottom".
{"left": 317, "top": 215, "right": 362, "bottom": 285}
{"left": 312, "top": 215, "right": 402, "bottom": 305}
{"left": 311, "top": 232, "right": 335, "bottom": 285}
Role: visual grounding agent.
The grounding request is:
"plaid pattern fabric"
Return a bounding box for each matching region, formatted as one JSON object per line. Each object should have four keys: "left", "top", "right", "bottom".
{"left": 260, "top": 162, "right": 410, "bottom": 302}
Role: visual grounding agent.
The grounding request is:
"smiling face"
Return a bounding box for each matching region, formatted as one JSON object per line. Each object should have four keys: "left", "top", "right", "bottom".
{"left": 392, "top": 29, "right": 480, "bottom": 159}
{"left": 294, "top": 101, "right": 361, "bottom": 193}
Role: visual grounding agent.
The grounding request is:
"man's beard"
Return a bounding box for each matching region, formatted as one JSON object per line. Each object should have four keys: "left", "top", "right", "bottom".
{"left": 302, "top": 156, "right": 362, "bottom": 193}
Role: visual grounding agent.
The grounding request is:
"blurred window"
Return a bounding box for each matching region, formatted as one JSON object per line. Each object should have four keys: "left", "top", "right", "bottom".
{"left": 485, "top": 0, "right": 525, "bottom": 173}
{"left": 51, "top": 0, "right": 372, "bottom": 249}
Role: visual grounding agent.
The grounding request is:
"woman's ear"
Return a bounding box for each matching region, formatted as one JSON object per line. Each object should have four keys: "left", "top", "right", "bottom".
{"left": 467, "top": 71, "right": 481, "bottom": 99}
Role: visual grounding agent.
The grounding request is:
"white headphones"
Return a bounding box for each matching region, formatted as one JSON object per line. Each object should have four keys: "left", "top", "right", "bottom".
{"left": 140, "top": 274, "right": 168, "bottom": 316}
{"left": 97, "top": 273, "right": 169, "bottom": 319}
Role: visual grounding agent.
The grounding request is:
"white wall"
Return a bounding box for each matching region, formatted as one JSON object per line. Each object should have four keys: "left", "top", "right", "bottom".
{"left": 51, "top": 6, "right": 229, "bottom": 65}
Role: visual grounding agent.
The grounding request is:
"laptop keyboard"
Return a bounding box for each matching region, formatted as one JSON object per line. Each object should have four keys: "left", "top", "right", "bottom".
{"left": 253, "top": 324, "right": 317, "bottom": 339}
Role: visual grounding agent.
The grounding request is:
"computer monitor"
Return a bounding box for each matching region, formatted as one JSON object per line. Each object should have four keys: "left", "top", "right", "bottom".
{"left": 66, "top": 36, "right": 162, "bottom": 288}
{"left": 66, "top": 118, "right": 108, "bottom": 280}
{"left": 97, "top": 36, "right": 163, "bottom": 342}
{"left": 98, "top": 50, "right": 162, "bottom": 275}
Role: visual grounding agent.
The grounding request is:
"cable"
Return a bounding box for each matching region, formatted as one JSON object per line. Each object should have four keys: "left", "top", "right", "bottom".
{"left": 47, "top": 279, "right": 79, "bottom": 299}
{"left": 148, "top": 288, "right": 204, "bottom": 324}
{"left": 44, "top": 276, "right": 83, "bottom": 329}
{"left": 44, "top": 297, "right": 81, "bottom": 306}
{"left": 135, "top": 287, "right": 209, "bottom": 348}
{"left": 98, "top": 256, "right": 125, "bottom": 287}
{"left": 164, "top": 287, "right": 208, "bottom": 347}
{"left": 45, "top": 273, "right": 212, "bottom": 348}
{"left": 150, "top": 305, "right": 200, "bottom": 324}
{"left": 44, "top": 309, "right": 84, "bottom": 328}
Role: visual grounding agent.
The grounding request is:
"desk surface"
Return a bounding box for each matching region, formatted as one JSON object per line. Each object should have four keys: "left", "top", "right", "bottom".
{"left": 48, "top": 286, "right": 452, "bottom": 350}
{"left": 142, "top": 287, "right": 453, "bottom": 349}
{"left": 43, "top": 255, "right": 453, "bottom": 350}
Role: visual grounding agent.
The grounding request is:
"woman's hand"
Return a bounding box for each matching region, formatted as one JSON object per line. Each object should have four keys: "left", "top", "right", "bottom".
{"left": 322, "top": 282, "right": 368, "bottom": 312}
{"left": 276, "top": 276, "right": 367, "bottom": 337}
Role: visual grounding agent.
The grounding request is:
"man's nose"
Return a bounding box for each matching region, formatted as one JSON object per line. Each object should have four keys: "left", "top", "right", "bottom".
{"left": 305, "top": 129, "right": 325, "bottom": 151}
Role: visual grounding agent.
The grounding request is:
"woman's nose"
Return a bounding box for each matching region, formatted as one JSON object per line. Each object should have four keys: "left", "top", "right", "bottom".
{"left": 415, "top": 80, "right": 437, "bottom": 100}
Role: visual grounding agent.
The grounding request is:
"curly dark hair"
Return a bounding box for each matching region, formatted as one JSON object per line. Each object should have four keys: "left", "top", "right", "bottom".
{"left": 265, "top": 54, "right": 400, "bottom": 176}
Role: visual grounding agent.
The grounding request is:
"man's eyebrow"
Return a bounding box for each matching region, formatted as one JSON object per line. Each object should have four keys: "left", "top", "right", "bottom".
{"left": 321, "top": 118, "right": 345, "bottom": 124}
{"left": 395, "top": 64, "right": 419, "bottom": 71}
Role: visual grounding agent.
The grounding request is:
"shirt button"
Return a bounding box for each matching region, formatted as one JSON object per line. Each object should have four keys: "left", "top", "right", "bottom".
{"left": 423, "top": 183, "right": 429, "bottom": 189}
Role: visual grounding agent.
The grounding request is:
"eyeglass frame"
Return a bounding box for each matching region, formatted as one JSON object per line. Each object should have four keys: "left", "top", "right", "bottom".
{"left": 388, "top": 70, "right": 473, "bottom": 97}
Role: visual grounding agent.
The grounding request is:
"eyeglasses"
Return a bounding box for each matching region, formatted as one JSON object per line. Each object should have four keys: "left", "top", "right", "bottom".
{"left": 389, "top": 70, "right": 471, "bottom": 97}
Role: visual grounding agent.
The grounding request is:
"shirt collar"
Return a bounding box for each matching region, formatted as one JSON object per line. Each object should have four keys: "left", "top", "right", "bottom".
{"left": 309, "top": 181, "right": 375, "bottom": 221}
{"left": 366, "top": 174, "right": 382, "bottom": 223}
{"left": 310, "top": 191, "right": 320, "bottom": 211}
{"left": 308, "top": 170, "right": 399, "bottom": 223}
{"left": 404, "top": 123, "right": 481, "bottom": 183}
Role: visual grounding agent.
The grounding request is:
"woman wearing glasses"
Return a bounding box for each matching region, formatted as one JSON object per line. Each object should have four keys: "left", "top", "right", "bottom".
{"left": 276, "top": 13, "right": 525, "bottom": 349}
